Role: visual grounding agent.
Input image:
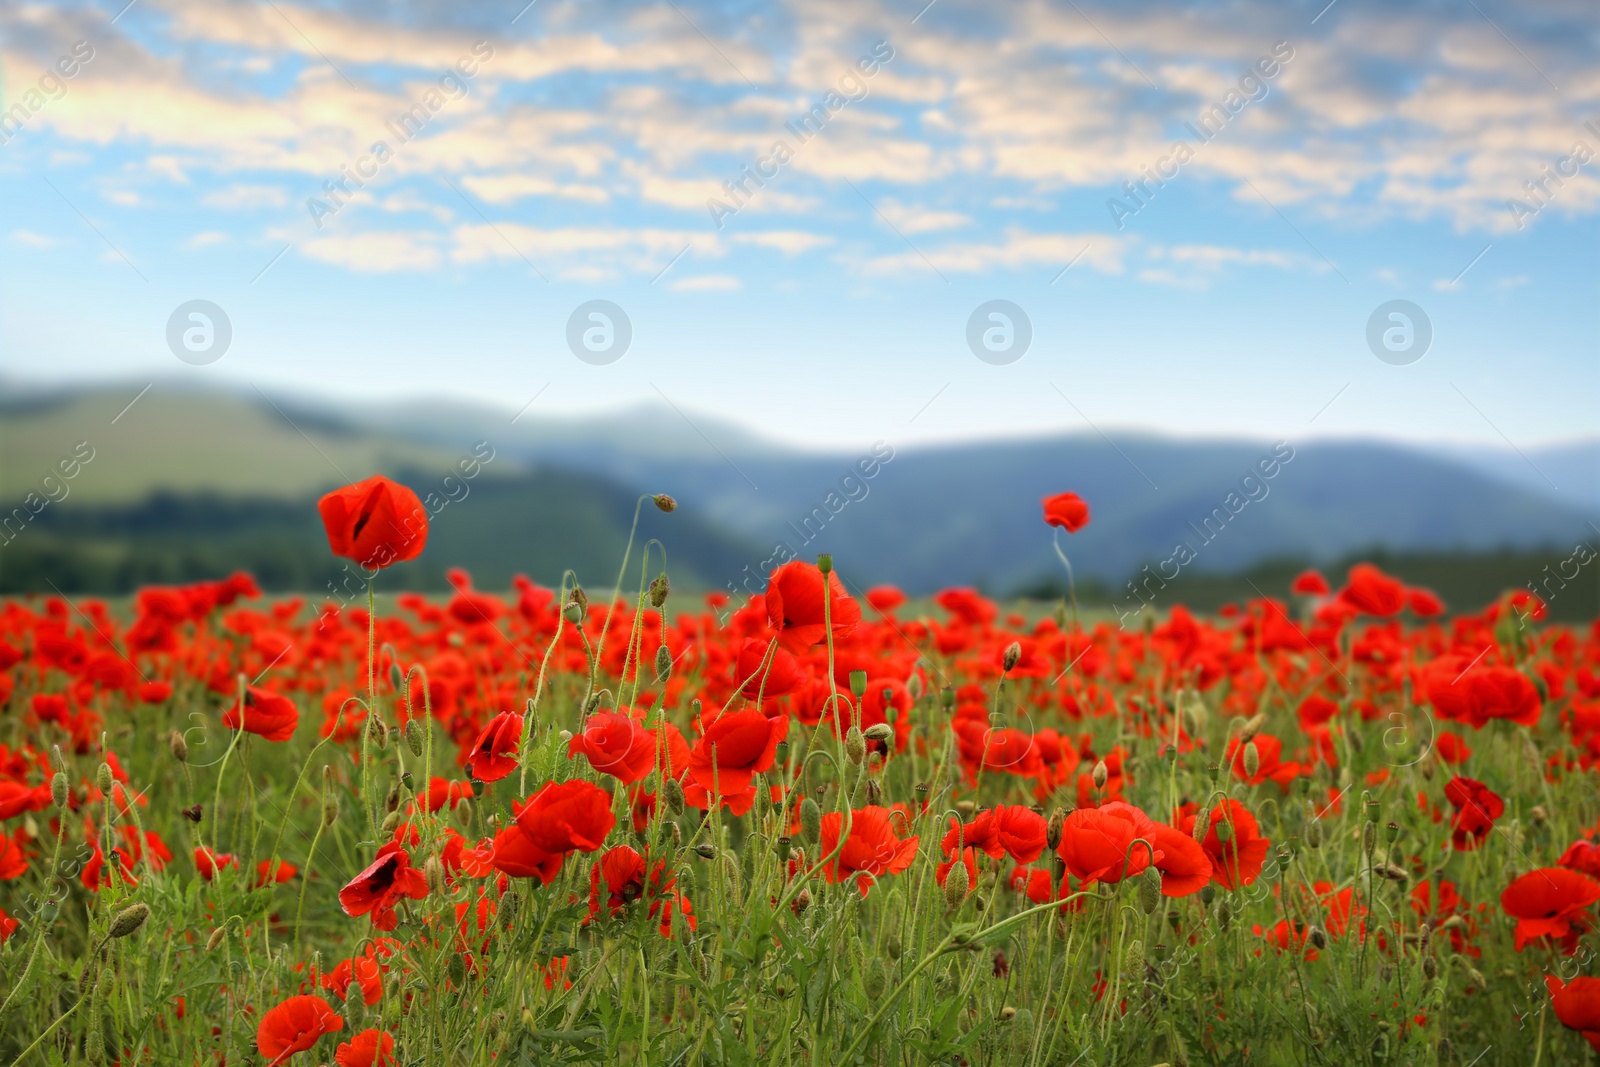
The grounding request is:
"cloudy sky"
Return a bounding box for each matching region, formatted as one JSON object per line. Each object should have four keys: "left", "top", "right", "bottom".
{"left": 1, "top": 0, "right": 1595, "bottom": 447}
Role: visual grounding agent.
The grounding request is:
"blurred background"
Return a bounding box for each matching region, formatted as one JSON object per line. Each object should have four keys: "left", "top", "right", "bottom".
{"left": 1, "top": 0, "right": 1596, "bottom": 616}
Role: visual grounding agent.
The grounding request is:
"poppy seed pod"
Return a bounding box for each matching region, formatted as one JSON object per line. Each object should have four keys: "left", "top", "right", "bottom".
{"left": 799, "top": 797, "right": 821, "bottom": 845}
{"left": 816, "top": 554, "right": 832, "bottom": 575}
{"left": 169, "top": 730, "right": 188, "bottom": 763}
{"left": 845, "top": 727, "right": 867, "bottom": 765}
{"left": 1138, "top": 865, "right": 1162, "bottom": 914}
{"left": 849, "top": 671, "right": 868, "bottom": 699}
{"left": 109, "top": 902, "right": 150, "bottom": 939}
{"left": 943, "top": 859, "right": 969, "bottom": 909}
{"left": 662, "top": 777, "right": 686, "bottom": 816}
{"left": 96, "top": 763, "right": 113, "bottom": 794}
{"left": 1002, "top": 642, "right": 1021, "bottom": 673}
{"left": 404, "top": 720, "right": 423, "bottom": 758}
{"left": 653, "top": 494, "right": 676, "bottom": 513}
{"left": 51, "top": 771, "right": 69, "bottom": 810}
{"left": 649, "top": 574, "right": 670, "bottom": 607}
{"left": 1046, "top": 809, "right": 1064, "bottom": 851}
{"left": 1092, "top": 760, "right": 1108, "bottom": 789}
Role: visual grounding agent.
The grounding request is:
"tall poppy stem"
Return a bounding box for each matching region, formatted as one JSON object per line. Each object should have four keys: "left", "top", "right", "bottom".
{"left": 1052, "top": 529, "right": 1081, "bottom": 636}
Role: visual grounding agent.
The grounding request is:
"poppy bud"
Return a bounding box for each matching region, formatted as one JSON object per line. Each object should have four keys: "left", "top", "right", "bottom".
{"left": 448, "top": 953, "right": 467, "bottom": 987}
{"left": 1092, "top": 760, "right": 1108, "bottom": 790}
{"left": 404, "top": 720, "right": 423, "bottom": 758}
{"left": 109, "top": 902, "right": 150, "bottom": 939}
{"left": 816, "top": 554, "right": 832, "bottom": 575}
{"left": 1362, "top": 822, "right": 1376, "bottom": 856}
{"left": 1530, "top": 805, "right": 1548, "bottom": 825}
{"left": 1190, "top": 805, "right": 1211, "bottom": 843}
{"left": 1002, "top": 642, "right": 1021, "bottom": 672}
{"left": 1240, "top": 713, "right": 1266, "bottom": 742}
{"left": 206, "top": 926, "right": 227, "bottom": 952}
{"left": 385, "top": 779, "right": 401, "bottom": 813}
{"left": 1305, "top": 819, "right": 1323, "bottom": 849}
{"left": 369, "top": 715, "right": 389, "bottom": 751}
{"left": 669, "top": 821, "right": 682, "bottom": 846}
{"left": 943, "top": 861, "right": 969, "bottom": 909}
{"left": 653, "top": 494, "right": 676, "bottom": 513}
{"left": 662, "top": 778, "right": 686, "bottom": 816}
{"left": 498, "top": 891, "right": 520, "bottom": 930}
{"left": 886, "top": 934, "right": 902, "bottom": 960}
{"left": 1138, "top": 866, "right": 1162, "bottom": 914}
{"left": 1216, "top": 900, "right": 1232, "bottom": 932}
{"left": 799, "top": 797, "right": 821, "bottom": 845}
{"left": 455, "top": 797, "right": 473, "bottom": 827}
{"left": 169, "top": 730, "right": 188, "bottom": 763}
{"left": 907, "top": 674, "right": 922, "bottom": 701}
{"left": 795, "top": 888, "right": 812, "bottom": 913}
{"left": 864, "top": 778, "right": 882, "bottom": 805}
{"left": 863, "top": 723, "right": 895, "bottom": 746}
{"left": 694, "top": 843, "right": 716, "bottom": 860}
{"left": 845, "top": 727, "right": 867, "bottom": 766}
{"left": 424, "top": 854, "right": 446, "bottom": 895}
{"left": 940, "top": 687, "right": 955, "bottom": 709}
{"left": 380, "top": 811, "right": 400, "bottom": 837}
{"left": 96, "top": 763, "right": 113, "bottom": 794}
{"left": 654, "top": 645, "right": 673, "bottom": 684}
{"left": 649, "top": 574, "right": 670, "bottom": 607}
{"left": 1422, "top": 955, "right": 1438, "bottom": 980}
{"left": 1045, "top": 809, "right": 1064, "bottom": 850}
{"left": 1307, "top": 925, "right": 1327, "bottom": 950}
{"left": 51, "top": 771, "right": 70, "bottom": 810}
{"left": 1241, "top": 742, "right": 1259, "bottom": 780}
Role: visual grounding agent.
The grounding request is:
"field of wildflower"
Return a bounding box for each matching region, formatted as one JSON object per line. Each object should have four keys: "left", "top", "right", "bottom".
{"left": 2, "top": 475, "right": 1598, "bottom": 1067}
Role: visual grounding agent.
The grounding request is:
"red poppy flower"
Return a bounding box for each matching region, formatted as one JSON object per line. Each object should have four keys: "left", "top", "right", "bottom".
{"left": 137, "top": 680, "right": 173, "bottom": 704}
{"left": 865, "top": 585, "right": 906, "bottom": 612}
{"left": 1336, "top": 563, "right": 1406, "bottom": 616}
{"left": 1548, "top": 975, "right": 1600, "bottom": 1052}
{"left": 222, "top": 685, "right": 300, "bottom": 742}
{"left": 586, "top": 845, "right": 692, "bottom": 936}
{"left": 338, "top": 843, "right": 430, "bottom": 931}
{"left": 735, "top": 639, "right": 804, "bottom": 698}
{"left": 1057, "top": 802, "right": 1157, "bottom": 886}
{"left": 1182, "top": 799, "right": 1270, "bottom": 890}
{"left": 765, "top": 561, "right": 861, "bottom": 653}
{"left": 335, "top": 1028, "right": 395, "bottom": 1067}
{"left": 257, "top": 995, "right": 343, "bottom": 1067}
{"left": 466, "top": 710, "right": 524, "bottom": 782}
{"left": 1408, "top": 587, "right": 1445, "bottom": 617}
{"left": 318, "top": 475, "right": 428, "bottom": 571}
{"left": 1042, "top": 491, "right": 1090, "bottom": 533}
{"left": 818, "top": 806, "right": 919, "bottom": 895}
{"left": 1501, "top": 868, "right": 1600, "bottom": 952}
{"left": 1560, "top": 841, "right": 1600, "bottom": 879}
{"left": 194, "top": 847, "right": 236, "bottom": 881}
{"left": 687, "top": 708, "right": 789, "bottom": 798}
{"left": 568, "top": 711, "right": 655, "bottom": 784}
{"left": 256, "top": 859, "right": 297, "bottom": 886}
{"left": 514, "top": 779, "right": 616, "bottom": 856}
{"left": 488, "top": 822, "right": 564, "bottom": 884}
{"left": 1422, "top": 659, "right": 1541, "bottom": 729}
{"left": 0, "top": 834, "right": 29, "bottom": 881}
{"left": 941, "top": 805, "right": 1048, "bottom": 865}
{"left": 1150, "top": 823, "right": 1212, "bottom": 897}
{"left": 1290, "top": 569, "right": 1330, "bottom": 597}
{"left": 1443, "top": 776, "right": 1504, "bottom": 851}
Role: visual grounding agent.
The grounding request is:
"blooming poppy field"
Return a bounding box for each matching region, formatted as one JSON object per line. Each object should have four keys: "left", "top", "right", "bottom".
{"left": 1, "top": 477, "right": 1598, "bottom": 1066}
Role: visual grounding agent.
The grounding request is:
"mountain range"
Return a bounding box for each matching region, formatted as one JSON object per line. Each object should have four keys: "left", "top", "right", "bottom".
{"left": 1, "top": 381, "right": 1595, "bottom": 604}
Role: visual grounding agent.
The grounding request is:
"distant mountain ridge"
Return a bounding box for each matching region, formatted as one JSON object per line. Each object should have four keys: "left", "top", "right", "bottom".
{"left": 1, "top": 382, "right": 1594, "bottom": 596}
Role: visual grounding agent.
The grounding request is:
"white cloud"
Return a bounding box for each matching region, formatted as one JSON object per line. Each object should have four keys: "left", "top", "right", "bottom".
{"left": 11, "top": 230, "right": 58, "bottom": 248}
{"left": 183, "top": 231, "right": 228, "bottom": 249}
{"left": 669, "top": 274, "right": 740, "bottom": 291}
{"left": 203, "top": 184, "right": 290, "bottom": 210}
{"left": 733, "top": 231, "right": 834, "bottom": 255}
{"left": 302, "top": 230, "right": 441, "bottom": 271}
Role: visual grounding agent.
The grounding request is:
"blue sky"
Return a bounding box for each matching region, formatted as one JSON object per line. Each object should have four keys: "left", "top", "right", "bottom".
{"left": 1, "top": 0, "right": 1596, "bottom": 448}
